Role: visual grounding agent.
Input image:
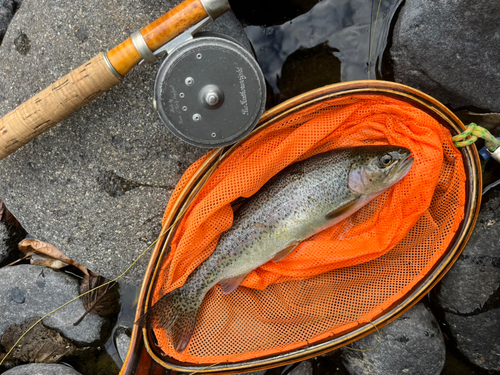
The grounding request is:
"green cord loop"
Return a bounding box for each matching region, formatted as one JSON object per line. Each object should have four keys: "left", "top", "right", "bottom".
{"left": 452, "top": 123, "right": 500, "bottom": 152}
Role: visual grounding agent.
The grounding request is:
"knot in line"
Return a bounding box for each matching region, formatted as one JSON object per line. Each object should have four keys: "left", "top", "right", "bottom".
{"left": 452, "top": 123, "right": 500, "bottom": 152}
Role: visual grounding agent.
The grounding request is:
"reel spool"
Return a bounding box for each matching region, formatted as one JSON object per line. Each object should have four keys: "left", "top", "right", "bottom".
{"left": 154, "top": 33, "right": 266, "bottom": 148}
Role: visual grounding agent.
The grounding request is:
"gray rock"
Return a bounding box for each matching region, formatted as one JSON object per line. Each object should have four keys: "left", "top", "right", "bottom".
{"left": 0, "top": 220, "right": 9, "bottom": 262}
{"left": 342, "top": 303, "right": 445, "bottom": 375}
{"left": 180, "top": 371, "right": 265, "bottom": 375}
{"left": 435, "top": 186, "right": 500, "bottom": 314}
{"left": 0, "top": 0, "right": 249, "bottom": 285}
{"left": 390, "top": 0, "right": 500, "bottom": 112}
{"left": 437, "top": 254, "right": 499, "bottom": 314}
{"left": 290, "top": 361, "right": 313, "bottom": 375}
{"left": 115, "top": 328, "right": 131, "bottom": 363}
{"left": 181, "top": 372, "right": 266, "bottom": 375}
{"left": 3, "top": 363, "right": 82, "bottom": 375}
{"left": 432, "top": 185, "right": 500, "bottom": 370}
{"left": 0, "top": 265, "right": 107, "bottom": 346}
{"left": 0, "top": 0, "right": 21, "bottom": 44}
{"left": 0, "top": 219, "right": 26, "bottom": 266}
{"left": 0, "top": 201, "right": 27, "bottom": 266}
{"left": 221, "top": 371, "right": 265, "bottom": 375}
{"left": 444, "top": 309, "right": 500, "bottom": 371}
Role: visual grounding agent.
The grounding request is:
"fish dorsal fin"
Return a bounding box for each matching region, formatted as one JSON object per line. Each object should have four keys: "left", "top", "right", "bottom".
{"left": 273, "top": 241, "right": 300, "bottom": 262}
{"left": 326, "top": 197, "right": 360, "bottom": 220}
{"left": 219, "top": 272, "right": 250, "bottom": 294}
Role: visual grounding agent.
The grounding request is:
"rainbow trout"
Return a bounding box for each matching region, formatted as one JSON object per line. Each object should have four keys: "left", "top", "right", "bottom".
{"left": 142, "top": 145, "right": 414, "bottom": 352}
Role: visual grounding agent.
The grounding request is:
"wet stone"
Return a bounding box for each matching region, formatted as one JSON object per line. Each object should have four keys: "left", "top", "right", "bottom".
{"left": 181, "top": 371, "right": 265, "bottom": 375}
{"left": 10, "top": 287, "right": 25, "bottom": 304}
{"left": 444, "top": 309, "right": 500, "bottom": 371}
{"left": 290, "top": 361, "right": 313, "bottom": 375}
{"left": 115, "top": 328, "right": 131, "bottom": 364}
{"left": 13, "top": 32, "right": 30, "bottom": 55}
{"left": 390, "top": 0, "right": 500, "bottom": 112}
{"left": 341, "top": 303, "right": 445, "bottom": 375}
{"left": 435, "top": 184, "right": 500, "bottom": 313}
{"left": 74, "top": 26, "right": 88, "bottom": 43}
{"left": 0, "top": 0, "right": 21, "bottom": 44}
{"left": 2, "top": 363, "right": 82, "bottom": 375}
{"left": 432, "top": 185, "right": 500, "bottom": 371}
{"left": 0, "top": 265, "right": 108, "bottom": 346}
{"left": 0, "top": 219, "right": 26, "bottom": 267}
{"left": 0, "top": 0, "right": 250, "bottom": 287}
{"left": 0, "top": 221, "right": 9, "bottom": 263}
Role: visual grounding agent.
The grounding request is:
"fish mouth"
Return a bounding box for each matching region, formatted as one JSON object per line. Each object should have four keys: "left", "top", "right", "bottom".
{"left": 386, "top": 153, "right": 414, "bottom": 187}
{"left": 396, "top": 154, "right": 414, "bottom": 181}
{"left": 402, "top": 154, "right": 414, "bottom": 170}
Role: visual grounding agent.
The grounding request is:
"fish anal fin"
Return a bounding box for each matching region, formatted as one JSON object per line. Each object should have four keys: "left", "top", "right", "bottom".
{"left": 219, "top": 272, "right": 250, "bottom": 294}
{"left": 273, "top": 242, "right": 300, "bottom": 262}
{"left": 326, "top": 197, "right": 360, "bottom": 220}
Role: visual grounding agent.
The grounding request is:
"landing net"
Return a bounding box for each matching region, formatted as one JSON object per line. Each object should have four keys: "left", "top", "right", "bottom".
{"left": 152, "top": 94, "right": 465, "bottom": 363}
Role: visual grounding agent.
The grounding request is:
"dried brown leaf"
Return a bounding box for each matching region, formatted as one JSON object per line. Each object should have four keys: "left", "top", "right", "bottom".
{"left": 18, "top": 239, "right": 88, "bottom": 275}
{"left": 74, "top": 273, "right": 120, "bottom": 325}
{"left": 1, "top": 317, "right": 77, "bottom": 363}
{"left": 28, "top": 253, "right": 68, "bottom": 270}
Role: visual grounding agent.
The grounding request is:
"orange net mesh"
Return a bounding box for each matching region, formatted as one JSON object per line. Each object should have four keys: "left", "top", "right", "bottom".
{"left": 152, "top": 94, "right": 466, "bottom": 363}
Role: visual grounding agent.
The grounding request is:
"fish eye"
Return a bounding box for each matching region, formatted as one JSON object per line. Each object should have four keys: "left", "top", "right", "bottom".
{"left": 378, "top": 154, "right": 393, "bottom": 168}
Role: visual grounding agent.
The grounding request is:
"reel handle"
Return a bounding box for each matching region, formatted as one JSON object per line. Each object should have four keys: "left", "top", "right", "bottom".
{"left": 0, "top": 0, "right": 229, "bottom": 160}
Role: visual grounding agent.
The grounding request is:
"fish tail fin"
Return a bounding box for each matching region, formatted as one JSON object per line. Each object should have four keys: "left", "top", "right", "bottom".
{"left": 135, "top": 288, "right": 201, "bottom": 353}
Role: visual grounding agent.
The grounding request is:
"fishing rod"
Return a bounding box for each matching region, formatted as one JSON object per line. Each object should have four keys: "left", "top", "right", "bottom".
{"left": 0, "top": 0, "right": 267, "bottom": 157}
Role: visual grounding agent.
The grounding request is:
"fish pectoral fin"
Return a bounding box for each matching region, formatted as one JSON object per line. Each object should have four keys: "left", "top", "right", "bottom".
{"left": 326, "top": 197, "right": 361, "bottom": 220}
{"left": 219, "top": 272, "right": 250, "bottom": 294}
{"left": 273, "top": 242, "right": 300, "bottom": 262}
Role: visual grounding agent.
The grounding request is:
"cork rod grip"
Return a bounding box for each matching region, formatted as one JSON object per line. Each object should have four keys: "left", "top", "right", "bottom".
{"left": 0, "top": 53, "right": 121, "bottom": 160}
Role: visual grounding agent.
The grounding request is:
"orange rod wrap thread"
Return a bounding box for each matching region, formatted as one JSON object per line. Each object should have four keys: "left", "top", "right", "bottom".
{"left": 107, "top": 0, "right": 209, "bottom": 76}
{"left": 0, "top": 53, "right": 121, "bottom": 160}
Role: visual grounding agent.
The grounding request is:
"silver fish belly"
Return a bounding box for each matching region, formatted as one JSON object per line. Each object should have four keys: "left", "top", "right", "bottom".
{"left": 197, "top": 149, "right": 359, "bottom": 291}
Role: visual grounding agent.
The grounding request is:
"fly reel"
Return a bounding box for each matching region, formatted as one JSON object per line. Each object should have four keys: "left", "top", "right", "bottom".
{"left": 153, "top": 32, "right": 266, "bottom": 148}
